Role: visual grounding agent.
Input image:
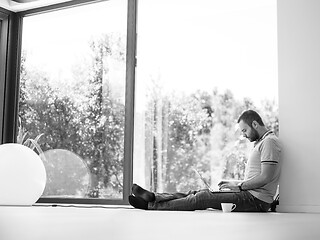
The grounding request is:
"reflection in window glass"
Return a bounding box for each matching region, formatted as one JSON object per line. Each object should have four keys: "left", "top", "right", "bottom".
{"left": 134, "top": 0, "right": 278, "bottom": 193}
{"left": 19, "top": 0, "right": 127, "bottom": 199}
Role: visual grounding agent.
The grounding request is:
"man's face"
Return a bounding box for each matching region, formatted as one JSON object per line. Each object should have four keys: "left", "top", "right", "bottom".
{"left": 238, "top": 120, "right": 259, "bottom": 142}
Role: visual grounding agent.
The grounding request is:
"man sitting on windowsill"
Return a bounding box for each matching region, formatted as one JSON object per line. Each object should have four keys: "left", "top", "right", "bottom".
{"left": 129, "top": 110, "right": 281, "bottom": 212}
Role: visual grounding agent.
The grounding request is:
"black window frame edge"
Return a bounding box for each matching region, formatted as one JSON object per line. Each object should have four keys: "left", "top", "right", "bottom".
{"left": 1, "top": 0, "right": 137, "bottom": 206}
{"left": 1, "top": 7, "right": 21, "bottom": 145}
{"left": 0, "top": 8, "right": 9, "bottom": 144}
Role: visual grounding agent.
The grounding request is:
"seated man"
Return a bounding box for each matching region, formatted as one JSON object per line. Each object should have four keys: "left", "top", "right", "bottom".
{"left": 129, "top": 110, "right": 281, "bottom": 212}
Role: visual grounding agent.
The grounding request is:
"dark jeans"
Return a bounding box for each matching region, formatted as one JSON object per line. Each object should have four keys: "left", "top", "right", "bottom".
{"left": 148, "top": 189, "right": 270, "bottom": 212}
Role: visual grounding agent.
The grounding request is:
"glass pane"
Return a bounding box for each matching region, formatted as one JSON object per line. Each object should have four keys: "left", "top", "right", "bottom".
{"left": 19, "top": 0, "right": 127, "bottom": 199}
{"left": 134, "top": 0, "right": 278, "bottom": 193}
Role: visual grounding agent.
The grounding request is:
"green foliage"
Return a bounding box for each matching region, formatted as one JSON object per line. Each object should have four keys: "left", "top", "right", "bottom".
{"left": 146, "top": 87, "right": 278, "bottom": 193}
{"left": 19, "top": 34, "right": 126, "bottom": 198}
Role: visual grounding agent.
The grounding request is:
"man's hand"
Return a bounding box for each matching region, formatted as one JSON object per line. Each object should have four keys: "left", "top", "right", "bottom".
{"left": 218, "top": 180, "right": 241, "bottom": 191}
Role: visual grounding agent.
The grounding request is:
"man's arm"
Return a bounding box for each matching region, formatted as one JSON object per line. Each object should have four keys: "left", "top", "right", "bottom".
{"left": 239, "top": 164, "right": 277, "bottom": 190}
{"left": 218, "top": 164, "right": 277, "bottom": 191}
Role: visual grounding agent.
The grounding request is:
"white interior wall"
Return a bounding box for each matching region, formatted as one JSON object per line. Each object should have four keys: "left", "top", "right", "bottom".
{"left": 278, "top": 0, "right": 320, "bottom": 213}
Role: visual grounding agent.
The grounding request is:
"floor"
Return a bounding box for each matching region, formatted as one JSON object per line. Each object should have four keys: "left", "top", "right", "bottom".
{"left": 0, "top": 205, "right": 320, "bottom": 240}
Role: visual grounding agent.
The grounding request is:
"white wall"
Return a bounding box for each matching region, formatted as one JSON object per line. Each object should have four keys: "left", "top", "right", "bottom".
{"left": 278, "top": 0, "right": 320, "bottom": 213}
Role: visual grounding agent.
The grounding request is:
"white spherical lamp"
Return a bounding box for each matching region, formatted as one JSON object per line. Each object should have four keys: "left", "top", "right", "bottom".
{"left": 0, "top": 143, "right": 47, "bottom": 206}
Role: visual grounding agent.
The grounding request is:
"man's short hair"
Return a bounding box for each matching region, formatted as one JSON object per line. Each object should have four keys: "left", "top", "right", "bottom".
{"left": 237, "top": 110, "right": 264, "bottom": 127}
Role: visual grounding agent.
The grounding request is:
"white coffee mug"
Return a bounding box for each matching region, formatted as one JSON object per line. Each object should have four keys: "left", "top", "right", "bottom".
{"left": 221, "top": 203, "right": 236, "bottom": 212}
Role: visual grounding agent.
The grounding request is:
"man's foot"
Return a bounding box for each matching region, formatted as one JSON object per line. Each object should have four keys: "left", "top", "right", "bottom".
{"left": 128, "top": 195, "right": 148, "bottom": 210}
{"left": 132, "top": 184, "right": 155, "bottom": 202}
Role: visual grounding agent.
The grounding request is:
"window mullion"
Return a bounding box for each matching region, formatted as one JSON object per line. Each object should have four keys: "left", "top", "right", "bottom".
{"left": 123, "top": 0, "right": 137, "bottom": 204}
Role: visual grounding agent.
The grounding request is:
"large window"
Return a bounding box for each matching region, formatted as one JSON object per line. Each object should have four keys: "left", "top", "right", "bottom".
{"left": 15, "top": 0, "right": 278, "bottom": 204}
{"left": 133, "top": 0, "right": 278, "bottom": 193}
{"left": 19, "top": 0, "right": 128, "bottom": 201}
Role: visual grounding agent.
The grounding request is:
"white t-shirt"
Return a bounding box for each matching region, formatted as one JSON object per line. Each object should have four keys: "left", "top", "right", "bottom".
{"left": 245, "top": 131, "right": 282, "bottom": 203}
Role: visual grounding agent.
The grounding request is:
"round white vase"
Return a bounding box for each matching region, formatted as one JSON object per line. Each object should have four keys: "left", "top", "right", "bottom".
{"left": 0, "top": 143, "right": 47, "bottom": 206}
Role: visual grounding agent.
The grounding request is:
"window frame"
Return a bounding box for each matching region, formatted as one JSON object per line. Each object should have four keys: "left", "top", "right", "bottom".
{"left": 0, "top": 8, "right": 10, "bottom": 144}
{"left": 1, "top": 0, "right": 137, "bottom": 205}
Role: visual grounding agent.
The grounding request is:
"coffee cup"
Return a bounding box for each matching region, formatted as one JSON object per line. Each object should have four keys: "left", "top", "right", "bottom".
{"left": 221, "top": 203, "right": 236, "bottom": 212}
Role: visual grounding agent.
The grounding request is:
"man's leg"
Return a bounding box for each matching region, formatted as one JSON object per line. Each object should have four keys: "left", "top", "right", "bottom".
{"left": 148, "top": 190, "right": 266, "bottom": 211}
{"left": 154, "top": 190, "right": 198, "bottom": 203}
{"left": 129, "top": 184, "right": 199, "bottom": 210}
{"left": 148, "top": 189, "right": 221, "bottom": 211}
{"left": 129, "top": 184, "right": 268, "bottom": 212}
{"left": 129, "top": 191, "right": 194, "bottom": 210}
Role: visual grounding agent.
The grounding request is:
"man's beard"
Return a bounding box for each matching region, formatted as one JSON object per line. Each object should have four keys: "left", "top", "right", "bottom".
{"left": 248, "top": 129, "right": 260, "bottom": 142}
